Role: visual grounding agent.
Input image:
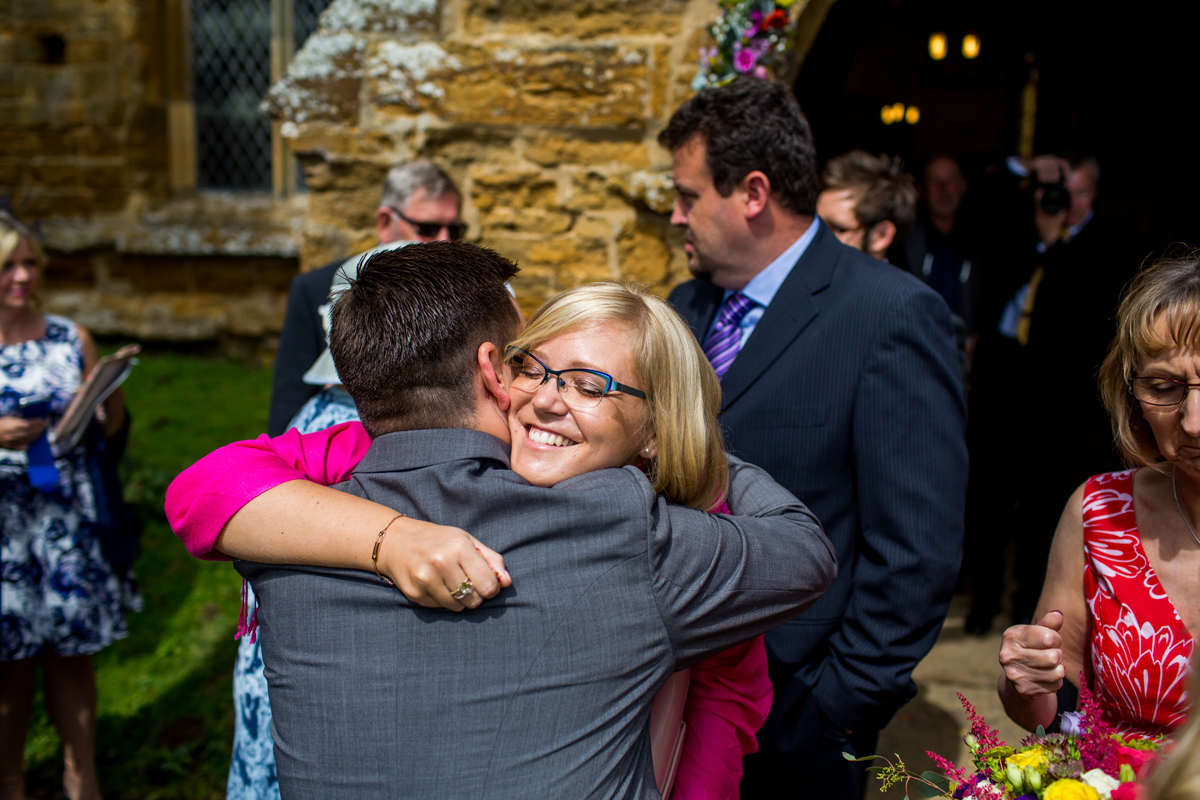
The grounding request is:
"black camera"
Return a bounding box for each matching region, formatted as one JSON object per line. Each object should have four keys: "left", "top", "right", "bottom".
{"left": 1035, "top": 176, "right": 1071, "bottom": 216}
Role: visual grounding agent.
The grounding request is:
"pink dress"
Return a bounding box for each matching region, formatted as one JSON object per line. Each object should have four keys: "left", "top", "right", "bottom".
{"left": 165, "top": 422, "right": 771, "bottom": 800}
{"left": 1082, "top": 470, "right": 1195, "bottom": 737}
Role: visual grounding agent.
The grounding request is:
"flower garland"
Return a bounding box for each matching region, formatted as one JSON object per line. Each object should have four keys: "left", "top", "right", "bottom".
{"left": 692, "top": 0, "right": 798, "bottom": 90}
{"left": 849, "top": 685, "right": 1166, "bottom": 800}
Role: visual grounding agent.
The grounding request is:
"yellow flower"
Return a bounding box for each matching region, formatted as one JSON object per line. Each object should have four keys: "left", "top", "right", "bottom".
{"left": 1044, "top": 778, "right": 1102, "bottom": 800}
{"left": 775, "top": 0, "right": 797, "bottom": 7}
{"left": 1006, "top": 746, "right": 1050, "bottom": 771}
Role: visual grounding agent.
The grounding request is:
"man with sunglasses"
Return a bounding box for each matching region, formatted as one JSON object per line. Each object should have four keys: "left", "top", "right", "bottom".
{"left": 268, "top": 159, "right": 466, "bottom": 436}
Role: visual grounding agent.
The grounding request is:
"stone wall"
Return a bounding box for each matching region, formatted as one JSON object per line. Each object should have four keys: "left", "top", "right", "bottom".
{"left": 2, "top": 0, "right": 813, "bottom": 340}
{"left": 0, "top": 0, "right": 168, "bottom": 217}
{"left": 263, "top": 0, "right": 734, "bottom": 313}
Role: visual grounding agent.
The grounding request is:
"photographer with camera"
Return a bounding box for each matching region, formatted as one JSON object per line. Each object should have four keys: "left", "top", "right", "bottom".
{"left": 962, "top": 153, "right": 1144, "bottom": 636}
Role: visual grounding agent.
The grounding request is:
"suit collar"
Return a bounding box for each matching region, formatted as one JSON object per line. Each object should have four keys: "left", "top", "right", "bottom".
{"left": 356, "top": 428, "right": 511, "bottom": 474}
{"left": 717, "top": 223, "right": 844, "bottom": 410}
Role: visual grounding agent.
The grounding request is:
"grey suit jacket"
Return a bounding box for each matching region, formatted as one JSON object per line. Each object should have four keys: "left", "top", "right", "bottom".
{"left": 238, "top": 428, "right": 834, "bottom": 799}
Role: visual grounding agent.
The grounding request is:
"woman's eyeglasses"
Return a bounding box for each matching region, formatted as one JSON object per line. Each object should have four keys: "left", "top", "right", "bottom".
{"left": 387, "top": 206, "right": 467, "bottom": 241}
{"left": 504, "top": 347, "right": 648, "bottom": 410}
{"left": 1129, "top": 376, "right": 1200, "bottom": 407}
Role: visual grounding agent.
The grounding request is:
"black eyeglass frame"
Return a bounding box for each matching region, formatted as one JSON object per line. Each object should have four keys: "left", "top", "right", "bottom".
{"left": 1128, "top": 376, "right": 1200, "bottom": 406}
{"left": 387, "top": 205, "right": 467, "bottom": 241}
{"left": 504, "top": 347, "right": 648, "bottom": 402}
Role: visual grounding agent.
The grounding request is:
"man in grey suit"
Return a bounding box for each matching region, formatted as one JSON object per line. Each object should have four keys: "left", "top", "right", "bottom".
{"left": 238, "top": 242, "right": 836, "bottom": 799}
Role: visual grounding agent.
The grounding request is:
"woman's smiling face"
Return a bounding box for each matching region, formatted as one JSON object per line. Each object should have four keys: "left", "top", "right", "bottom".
{"left": 506, "top": 322, "right": 655, "bottom": 487}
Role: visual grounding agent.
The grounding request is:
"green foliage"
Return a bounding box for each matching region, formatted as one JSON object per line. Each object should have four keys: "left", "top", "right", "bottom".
{"left": 23, "top": 348, "right": 272, "bottom": 799}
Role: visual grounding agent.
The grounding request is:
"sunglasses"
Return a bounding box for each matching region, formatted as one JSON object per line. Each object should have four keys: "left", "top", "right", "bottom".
{"left": 387, "top": 206, "right": 467, "bottom": 241}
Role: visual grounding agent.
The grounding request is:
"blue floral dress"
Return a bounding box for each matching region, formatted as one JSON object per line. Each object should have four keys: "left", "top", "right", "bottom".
{"left": 0, "top": 314, "right": 140, "bottom": 661}
{"left": 228, "top": 385, "right": 358, "bottom": 800}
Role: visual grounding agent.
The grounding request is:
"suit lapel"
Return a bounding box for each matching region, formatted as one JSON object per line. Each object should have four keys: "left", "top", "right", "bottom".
{"left": 718, "top": 224, "right": 841, "bottom": 411}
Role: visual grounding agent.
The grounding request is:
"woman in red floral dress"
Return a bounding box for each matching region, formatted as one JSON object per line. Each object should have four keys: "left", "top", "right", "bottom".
{"left": 998, "top": 254, "right": 1200, "bottom": 738}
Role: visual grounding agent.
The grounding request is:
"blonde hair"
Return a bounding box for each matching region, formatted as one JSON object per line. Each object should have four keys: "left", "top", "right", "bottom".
{"left": 1099, "top": 252, "right": 1200, "bottom": 467}
{"left": 508, "top": 282, "right": 729, "bottom": 511}
{"left": 0, "top": 210, "right": 46, "bottom": 270}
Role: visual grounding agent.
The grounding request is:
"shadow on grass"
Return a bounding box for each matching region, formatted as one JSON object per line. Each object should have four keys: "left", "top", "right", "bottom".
{"left": 24, "top": 632, "right": 237, "bottom": 800}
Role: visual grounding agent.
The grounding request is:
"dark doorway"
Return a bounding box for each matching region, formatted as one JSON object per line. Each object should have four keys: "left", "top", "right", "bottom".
{"left": 796, "top": 0, "right": 1200, "bottom": 250}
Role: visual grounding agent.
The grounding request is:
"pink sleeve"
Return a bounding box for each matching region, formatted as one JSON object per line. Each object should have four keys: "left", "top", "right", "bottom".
{"left": 671, "top": 636, "right": 772, "bottom": 800}
{"left": 164, "top": 421, "right": 373, "bottom": 561}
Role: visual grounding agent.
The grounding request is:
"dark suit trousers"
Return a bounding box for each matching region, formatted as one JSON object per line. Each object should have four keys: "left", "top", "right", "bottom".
{"left": 741, "top": 661, "right": 879, "bottom": 800}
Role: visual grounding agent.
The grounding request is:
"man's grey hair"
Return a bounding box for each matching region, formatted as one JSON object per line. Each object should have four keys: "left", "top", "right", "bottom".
{"left": 379, "top": 159, "right": 460, "bottom": 210}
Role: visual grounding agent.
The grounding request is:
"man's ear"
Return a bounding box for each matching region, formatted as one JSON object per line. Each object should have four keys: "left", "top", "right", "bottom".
{"left": 741, "top": 171, "right": 772, "bottom": 220}
{"left": 477, "top": 342, "right": 511, "bottom": 411}
{"left": 376, "top": 207, "right": 396, "bottom": 244}
{"left": 866, "top": 220, "right": 897, "bottom": 259}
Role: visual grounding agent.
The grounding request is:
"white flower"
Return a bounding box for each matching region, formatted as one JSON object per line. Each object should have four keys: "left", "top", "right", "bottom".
{"left": 1081, "top": 768, "right": 1121, "bottom": 799}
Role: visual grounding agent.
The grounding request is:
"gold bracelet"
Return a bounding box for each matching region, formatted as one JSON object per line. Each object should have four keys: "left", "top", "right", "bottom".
{"left": 372, "top": 514, "right": 407, "bottom": 587}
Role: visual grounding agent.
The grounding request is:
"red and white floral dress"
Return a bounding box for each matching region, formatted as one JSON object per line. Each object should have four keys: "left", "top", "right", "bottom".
{"left": 1083, "top": 470, "right": 1195, "bottom": 737}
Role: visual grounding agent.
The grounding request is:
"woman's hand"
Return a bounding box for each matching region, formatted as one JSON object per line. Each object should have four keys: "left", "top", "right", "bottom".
{"left": 377, "top": 518, "right": 512, "bottom": 611}
{"left": 999, "top": 610, "right": 1067, "bottom": 697}
{"left": 0, "top": 416, "right": 48, "bottom": 450}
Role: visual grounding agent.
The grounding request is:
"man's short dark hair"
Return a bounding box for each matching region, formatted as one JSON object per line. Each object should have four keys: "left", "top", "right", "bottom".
{"left": 330, "top": 242, "right": 520, "bottom": 437}
{"left": 821, "top": 150, "right": 918, "bottom": 238}
{"left": 657, "top": 78, "right": 818, "bottom": 215}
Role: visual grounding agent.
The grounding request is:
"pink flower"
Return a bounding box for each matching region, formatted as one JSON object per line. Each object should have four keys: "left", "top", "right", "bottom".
{"left": 743, "top": 23, "right": 760, "bottom": 38}
{"left": 733, "top": 47, "right": 758, "bottom": 73}
{"left": 1116, "top": 746, "right": 1161, "bottom": 778}
{"left": 752, "top": 65, "right": 769, "bottom": 79}
{"left": 1111, "top": 780, "right": 1145, "bottom": 800}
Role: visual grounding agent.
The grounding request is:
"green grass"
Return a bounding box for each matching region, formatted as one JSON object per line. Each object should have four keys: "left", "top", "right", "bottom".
{"left": 23, "top": 347, "right": 273, "bottom": 800}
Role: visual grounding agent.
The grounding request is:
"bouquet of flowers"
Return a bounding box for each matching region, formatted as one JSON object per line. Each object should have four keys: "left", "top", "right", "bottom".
{"left": 692, "top": 0, "right": 797, "bottom": 90}
{"left": 850, "top": 685, "right": 1165, "bottom": 800}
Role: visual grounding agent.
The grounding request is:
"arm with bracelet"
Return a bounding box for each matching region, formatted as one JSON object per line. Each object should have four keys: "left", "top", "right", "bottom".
{"left": 165, "top": 421, "right": 510, "bottom": 611}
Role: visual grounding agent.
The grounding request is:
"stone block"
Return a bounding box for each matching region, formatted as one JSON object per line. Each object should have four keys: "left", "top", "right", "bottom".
{"left": 108, "top": 254, "right": 194, "bottom": 293}
{"left": 43, "top": 252, "right": 96, "bottom": 290}
{"left": 306, "top": 186, "right": 381, "bottom": 230}
{"left": 367, "top": 42, "right": 653, "bottom": 129}
{"left": 0, "top": 161, "right": 23, "bottom": 188}
{"left": 423, "top": 127, "right": 518, "bottom": 168}
{"left": 67, "top": 38, "right": 108, "bottom": 63}
{"left": 523, "top": 134, "right": 649, "bottom": 169}
{"left": 262, "top": 31, "right": 364, "bottom": 125}
{"left": 566, "top": 171, "right": 629, "bottom": 212}
{"left": 616, "top": 216, "right": 675, "bottom": 285}
{"left": 29, "top": 162, "right": 82, "bottom": 187}
{"left": 81, "top": 162, "right": 125, "bottom": 191}
{"left": 318, "top": 0, "right": 441, "bottom": 36}
{"left": 0, "top": 129, "right": 44, "bottom": 157}
{"left": 42, "top": 289, "right": 288, "bottom": 340}
{"left": 463, "top": 0, "right": 685, "bottom": 39}
{"left": 73, "top": 127, "right": 120, "bottom": 157}
{"left": 613, "top": 169, "right": 675, "bottom": 215}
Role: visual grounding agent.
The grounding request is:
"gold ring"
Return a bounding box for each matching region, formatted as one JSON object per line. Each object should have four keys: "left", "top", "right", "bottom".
{"left": 450, "top": 579, "right": 475, "bottom": 600}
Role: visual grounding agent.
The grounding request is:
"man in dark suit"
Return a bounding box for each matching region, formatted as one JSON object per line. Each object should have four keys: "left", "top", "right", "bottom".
{"left": 267, "top": 159, "right": 466, "bottom": 435}
{"left": 659, "top": 78, "right": 968, "bottom": 798}
{"left": 237, "top": 242, "right": 836, "bottom": 798}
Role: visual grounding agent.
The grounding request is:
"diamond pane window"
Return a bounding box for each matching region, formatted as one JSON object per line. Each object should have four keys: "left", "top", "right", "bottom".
{"left": 193, "top": 0, "right": 273, "bottom": 190}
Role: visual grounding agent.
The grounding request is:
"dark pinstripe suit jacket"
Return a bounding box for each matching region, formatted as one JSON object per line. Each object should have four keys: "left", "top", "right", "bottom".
{"left": 668, "top": 222, "right": 968, "bottom": 742}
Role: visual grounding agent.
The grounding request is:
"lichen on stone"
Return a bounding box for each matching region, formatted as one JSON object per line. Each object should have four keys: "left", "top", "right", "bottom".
{"left": 320, "top": 0, "right": 439, "bottom": 34}
{"left": 262, "top": 31, "right": 365, "bottom": 123}
{"left": 625, "top": 170, "right": 675, "bottom": 215}
{"left": 367, "top": 41, "right": 460, "bottom": 110}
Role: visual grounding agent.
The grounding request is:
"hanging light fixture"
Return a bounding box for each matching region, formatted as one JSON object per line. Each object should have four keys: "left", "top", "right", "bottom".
{"left": 928, "top": 32, "right": 947, "bottom": 61}
{"left": 962, "top": 33, "right": 981, "bottom": 59}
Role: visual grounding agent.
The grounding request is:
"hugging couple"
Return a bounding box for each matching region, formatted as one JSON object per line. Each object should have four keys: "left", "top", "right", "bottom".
{"left": 166, "top": 240, "right": 836, "bottom": 798}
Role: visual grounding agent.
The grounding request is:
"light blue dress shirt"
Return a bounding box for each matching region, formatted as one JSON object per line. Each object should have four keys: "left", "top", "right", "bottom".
{"left": 704, "top": 218, "right": 821, "bottom": 349}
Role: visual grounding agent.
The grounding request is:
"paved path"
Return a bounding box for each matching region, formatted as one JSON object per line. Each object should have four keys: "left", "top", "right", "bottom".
{"left": 864, "top": 596, "right": 1028, "bottom": 799}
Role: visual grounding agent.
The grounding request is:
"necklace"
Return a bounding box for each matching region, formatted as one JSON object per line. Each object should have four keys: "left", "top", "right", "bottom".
{"left": 1171, "top": 466, "right": 1200, "bottom": 548}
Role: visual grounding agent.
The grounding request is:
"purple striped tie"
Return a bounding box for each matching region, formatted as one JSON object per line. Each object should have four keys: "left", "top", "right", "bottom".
{"left": 703, "top": 292, "right": 754, "bottom": 379}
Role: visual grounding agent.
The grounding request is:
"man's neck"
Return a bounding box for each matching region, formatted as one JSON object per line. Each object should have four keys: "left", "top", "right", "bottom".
{"left": 728, "top": 213, "right": 815, "bottom": 290}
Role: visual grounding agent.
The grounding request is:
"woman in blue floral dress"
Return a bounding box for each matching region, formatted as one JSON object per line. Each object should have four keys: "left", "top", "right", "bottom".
{"left": 0, "top": 212, "right": 139, "bottom": 800}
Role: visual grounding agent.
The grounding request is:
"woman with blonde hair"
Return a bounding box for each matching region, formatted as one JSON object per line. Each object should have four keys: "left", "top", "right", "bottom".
{"left": 168, "top": 279, "right": 779, "bottom": 798}
{"left": 998, "top": 253, "right": 1200, "bottom": 739}
{"left": 0, "top": 211, "right": 137, "bottom": 800}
